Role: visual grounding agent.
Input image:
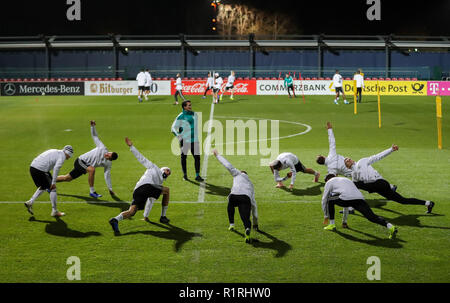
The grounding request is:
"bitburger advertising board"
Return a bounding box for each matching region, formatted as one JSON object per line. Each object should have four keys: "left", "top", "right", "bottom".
{"left": 84, "top": 80, "right": 171, "bottom": 96}
{"left": 0, "top": 82, "right": 84, "bottom": 96}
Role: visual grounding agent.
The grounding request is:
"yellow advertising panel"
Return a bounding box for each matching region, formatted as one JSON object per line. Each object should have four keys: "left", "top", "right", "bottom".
{"left": 342, "top": 81, "right": 428, "bottom": 96}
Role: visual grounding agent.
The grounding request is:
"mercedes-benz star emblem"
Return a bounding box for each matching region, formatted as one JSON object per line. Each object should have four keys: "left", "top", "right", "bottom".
{"left": 4, "top": 83, "right": 16, "bottom": 96}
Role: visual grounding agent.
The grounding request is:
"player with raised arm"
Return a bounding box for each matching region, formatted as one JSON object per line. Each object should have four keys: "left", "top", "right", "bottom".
{"left": 25, "top": 145, "right": 74, "bottom": 217}
{"left": 270, "top": 152, "right": 320, "bottom": 190}
{"left": 344, "top": 145, "right": 435, "bottom": 213}
{"left": 213, "top": 149, "right": 259, "bottom": 243}
{"left": 109, "top": 137, "right": 171, "bottom": 235}
{"left": 57, "top": 121, "right": 118, "bottom": 199}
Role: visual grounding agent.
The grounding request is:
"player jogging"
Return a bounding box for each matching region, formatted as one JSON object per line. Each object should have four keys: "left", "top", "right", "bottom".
{"left": 109, "top": 137, "right": 171, "bottom": 235}
{"left": 332, "top": 70, "right": 348, "bottom": 105}
{"left": 202, "top": 72, "right": 214, "bottom": 99}
{"left": 270, "top": 152, "right": 320, "bottom": 190}
{"left": 284, "top": 73, "right": 296, "bottom": 98}
{"left": 25, "top": 145, "right": 74, "bottom": 217}
{"left": 213, "top": 149, "right": 259, "bottom": 243}
{"left": 212, "top": 72, "right": 223, "bottom": 104}
{"left": 220, "top": 70, "right": 236, "bottom": 100}
{"left": 57, "top": 120, "right": 118, "bottom": 199}
{"left": 322, "top": 174, "right": 398, "bottom": 239}
{"left": 136, "top": 69, "right": 146, "bottom": 103}
{"left": 344, "top": 145, "right": 435, "bottom": 213}
{"left": 144, "top": 69, "right": 152, "bottom": 101}
{"left": 174, "top": 73, "right": 186, "bottom": 105}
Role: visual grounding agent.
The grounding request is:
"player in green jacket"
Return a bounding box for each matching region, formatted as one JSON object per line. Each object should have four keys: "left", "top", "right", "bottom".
{"left": 283, "top": 74, "right": 296, "bottom": 98}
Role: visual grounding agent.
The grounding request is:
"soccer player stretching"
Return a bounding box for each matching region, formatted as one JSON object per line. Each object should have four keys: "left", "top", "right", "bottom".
{"left": 213, "top": 149, "right": 259, "bottom": 243}
{"left": 109, "top": 137, "right": 171, "bottom": 235}
{"left": 344, "top": 145, "right": 435, "bottom": 213}
{"left": 322, "top": 174, "right": 398, "bottom": 239}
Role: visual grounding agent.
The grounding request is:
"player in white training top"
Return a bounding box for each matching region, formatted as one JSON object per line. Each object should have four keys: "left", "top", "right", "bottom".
{"left": 25, "top": 145, "right": 74, "bottom": 217}
{"left": 57, "top": 121, "right": 118, "bottom": 199}
{"left": 136, "top": 69, "right": 146, "bottom": 103}
{"left": 269, "top": 152, "right": 320, "bottom": 190}
{"left": 174, "top": 73, "right": 186, "bottom": 105}
{"left": 213, "top": 149, "right": 259, "bottom": 243}
{"left": 212, "top": 72, "right": 223, "bottom": 104}
{"left": 321, "top": 174, "right": 398, "bottom": 239}
{"left": 332, "top": 70, "right": 348, "bottom": 105}
{"left": 144, "top": 69, "right": 153, "bottom": 101}
{"left": 353, "top": 69, "right": 365, "bottom": 103}
{"left": 109, "top": 137, "right": 171, "bottom": 235}
{"left": 220, "top": 70, "right": 236, "bottom": 101}
{"left": 202, "top": 72, "right": 214, "bottom": 99}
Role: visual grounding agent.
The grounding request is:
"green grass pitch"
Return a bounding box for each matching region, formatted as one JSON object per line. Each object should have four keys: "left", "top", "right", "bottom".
{"left": 0, "top": 94, "right": 449, "bottom": 283}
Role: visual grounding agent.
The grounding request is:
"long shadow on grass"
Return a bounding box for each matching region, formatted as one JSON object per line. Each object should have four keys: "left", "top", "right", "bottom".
{"left": 59, "top": 193, "right": 130, "bottom": 211}
{"left": 335, "top": 227, "right": 404, "bottom": 248}
{"left": 365, "top": 199, "right": 405, "bottom": 215}
{"left": 231, "top": 229, "right": 292, "bottom": 258}
{"left": 29, "top": 216, "right": 101, "bottom": 238}
{"left": 389, "top": 213, "right": 449, "bottom": 230}
{"left": 121, "top": 221, "right": 202, "bottom": 252}
{"left": 186, "top": 180, "right": 230, "bottom": 197}
{"left": 280, "top": 183, "right": 323, "bottom": 196}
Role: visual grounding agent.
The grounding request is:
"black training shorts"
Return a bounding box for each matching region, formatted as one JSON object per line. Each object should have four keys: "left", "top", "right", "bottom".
{"left": 30, "top": 166, "right": 52, "bottom": 190}
{"left": 69, "top": 158, "right": 88, "bottom": 179}
{"left": 131, "top": 184, "right": 163, "bottom": 210}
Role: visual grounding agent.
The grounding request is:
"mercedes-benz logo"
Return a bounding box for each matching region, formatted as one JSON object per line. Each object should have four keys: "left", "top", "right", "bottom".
{"left": 3, "top": 83, "right": 16, "bottom": 96}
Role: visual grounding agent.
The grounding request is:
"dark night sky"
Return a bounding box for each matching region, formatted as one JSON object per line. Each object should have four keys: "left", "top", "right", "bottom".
{"left": 0, "top": 0, "right": 449, "bottom": 36}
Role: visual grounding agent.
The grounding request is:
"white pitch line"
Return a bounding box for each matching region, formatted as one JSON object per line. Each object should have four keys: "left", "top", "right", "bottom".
{"left": 197, "top": 101, "right": 215, "bottom": 203}
{"left": 0, "top": 200, "right": 318, "bottom": 204}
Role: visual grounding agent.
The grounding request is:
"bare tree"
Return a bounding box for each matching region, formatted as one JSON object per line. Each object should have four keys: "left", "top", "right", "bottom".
{"left": 217, "top": 4, "right": 299, "bottom": 38}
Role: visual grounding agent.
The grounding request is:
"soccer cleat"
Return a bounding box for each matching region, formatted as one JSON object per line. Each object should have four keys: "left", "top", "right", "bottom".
{"left": 89, "top": 192, "right": 102, "bottom": 199}
{"left": 220, "top": 95, "right": 223, "bottom": 100}
{"left": 195, "top": 175, "right": 204, "bottom": 182}
{"left": 344, "top": 100, "right": 349, "bottom": 104}
{"left": 51, "top": 210, "right": 65, "bottom": 217}
{"left": 252, "top": 224, "right": 259, "bottom": 231}
{"left": 160, "top": 216, "right": 170, "bottom": 224}
{"left": 323, "top": 224, "right": 336, "bottom": 231}
{"left": 244, "top": 228, "right": 251, "bottom": 243}
{"left": 182, "top": 175, "right": 189, "bottom": 181}
{"left": 314, "top": 172, "right": 320, "bottom": 182}
{"left": 392, "top": 185, "right": 397, "bottom": 192}
{"left": 228, "top": 224, "right": 235, "bottom": 231}
{"left": 230, "top": 96, "right": 234, "bottom": 100}
{"left": 24, "top": 201, "right": 34, "bottom": 215}
{"left": 109, "top": 218, "right": 120, "bottom": 234}
{"left": 342, "top": 222, "right": 349, "bottom": 228}
{"left": 334, "top": 100, "right": 339, "bottom": 105}
{"left": 201, "top": 96, "right": 206, "bottom": 99}
{"left": 388, "top": 225, "right": 398, "bottom": 239}
{"left": 426, "top": 201, "right": 435, "bottom": 214}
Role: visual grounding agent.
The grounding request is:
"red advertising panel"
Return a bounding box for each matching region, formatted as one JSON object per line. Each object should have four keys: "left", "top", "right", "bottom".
{"left": 170, "top": 80, "right": 256, "bottom": 95}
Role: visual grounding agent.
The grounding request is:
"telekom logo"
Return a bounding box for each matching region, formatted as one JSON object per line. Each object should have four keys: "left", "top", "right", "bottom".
{"left": 429, "top": 83, "right": 439, "bottom": 95}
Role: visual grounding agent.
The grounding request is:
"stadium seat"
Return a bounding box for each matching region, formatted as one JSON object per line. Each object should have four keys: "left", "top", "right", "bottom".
{"left": 251, "top": 77, "right": 256, "bottom": 80}
{"left": 325, "top": 77, "right": 331, "bottom": 80}
{"left": 399, "top": 78, "right": 405, "bottom": 81}
{"left": 391, "top": 78, "right": 397, "bottom": 80}
{"left": 169, "top": 77, "right": 175, "bottom": 80}
{"left": 257, "top": 77, "right": 263, "bottom": 80}
{"left": 344, "top": 77, "right": 351, "bottom": 80}
{"left": 378, "top": 77, "right": 384, "bottom": 80}
{"left": 70, "top": 78, "right": 76, "bottom": 81}
{"left": 405, "top": 78, "right": 411, "bottom": 80}
{"left": 318, "top": 77, "right": 324, "bottom": 80}
{"left": 271, "top": 77, "right": 277, "bottom": 80}
{"left": 412, "top": 77, "right": 418, "bottom": 80}
{"left": 305, "top": 77, "right": 311, "bottom": 80}
{"left": 117, "top": 77, "right": 122, "bottom": 80}
{"left": 312, "top": 77, "right": 317, "bottom": 80}
{"left": 264, "top": 77, "right": 270, "bottom": 80}
{"left": 385, "top": 78, "right": 391, "bottom": 80}
{"left": 244, "top": 77, "right": 249, "bottom": 80}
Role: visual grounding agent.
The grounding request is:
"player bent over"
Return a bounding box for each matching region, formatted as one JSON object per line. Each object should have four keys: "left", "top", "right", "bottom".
{"left": 213, "top": 149, "right": 259, "bottom": 243}
{"left": 25, "top": 145, "right": 74, "bottom": 217}
{"left": 322, "top": 174, "right": 398, "bottom": 239}
{"left": 270, "top": 152, "right": 320, "bottom": 190}
{"left": 57, "top": 120, "right": 118, "bottom": 199}
{"left": 109, "top": 137, "right": 171, "bottom": 235}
